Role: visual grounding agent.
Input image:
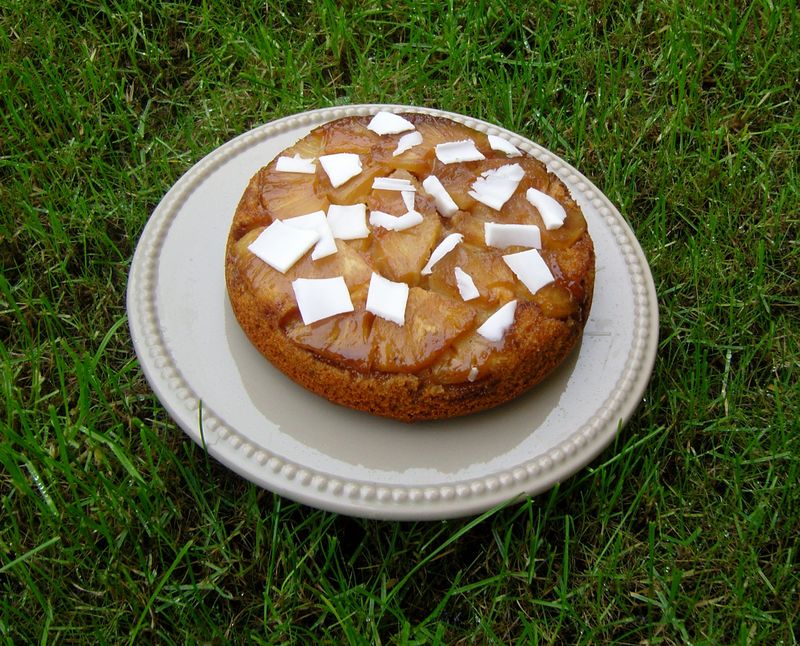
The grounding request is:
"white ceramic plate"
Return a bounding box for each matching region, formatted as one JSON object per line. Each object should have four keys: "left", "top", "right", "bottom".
{"left": 127, "top": 105, "right": 658, "bottom": 520}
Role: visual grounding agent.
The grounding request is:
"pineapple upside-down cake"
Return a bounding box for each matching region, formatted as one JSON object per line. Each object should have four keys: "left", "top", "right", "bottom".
{"left": 225, "top": 112, "right": 595, "bottom": 421}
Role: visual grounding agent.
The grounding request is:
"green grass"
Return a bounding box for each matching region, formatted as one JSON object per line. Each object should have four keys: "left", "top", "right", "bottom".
{"left": 1, "top": 0, "right": 798, "bottom": 642}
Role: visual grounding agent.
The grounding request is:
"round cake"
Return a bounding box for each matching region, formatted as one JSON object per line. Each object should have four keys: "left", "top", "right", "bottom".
{"left": 225, "top": 111, "right": 595, "bottom": 422}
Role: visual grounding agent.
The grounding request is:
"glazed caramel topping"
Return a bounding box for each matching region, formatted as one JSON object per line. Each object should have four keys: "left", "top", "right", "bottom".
{"left": 232, "top": 114, "right": 589, "bottom": 383}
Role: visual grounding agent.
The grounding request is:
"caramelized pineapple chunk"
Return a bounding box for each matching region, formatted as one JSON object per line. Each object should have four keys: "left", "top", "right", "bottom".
{"left": 289, "top": 240, "right": 374, "bottom": 289}
{"left": 258, "top": 171, "right": 328, "bottom": 221}
{"left": 323, "top": 162, "right": 388, "bottom": 205}
{"left": 477, "top": 192, "right": 540, "bottom": 226}
{"left": 539, "top": 198, "right": 587, "bottom": 250}
{"left": 369, "top": 210, "right": 441, "bottom": 285}
{"left": 542, "top": 240, "right": 594, "bottom": 303}
{"left": 385, "top": 143, "right": 435, "bottom": 177}
{"left": 282, "top": 130, "right": 325, "bottom": 160}
{"left": 445, "top": 210, "right": 486, "bottom": 246}
{"left": 425, "top": 332, "right": 500, "bottom": 384}
{"left": 370, "top": 288, "right": 476, "bottom": 373}
{"left": 230, "top": 228, "right": 297, "bottom": 317}
{"left": 508, "top": 168, "right": 588, "bottom": 249}
{"left": 515, "top": 158, "right": 550, "bottom": 192}
{"left": 286, "top": 289, "right": 374, "bottom": 370}
{"left": 287, "top": 308, "right": 374, "bottom": 370}
{"left": 319, "top": 117, "right": 380, "bottom": 154}
{"left": 532, "top": 283, "right": 580, "bottom": 319}
{"left": 366, "top": 171, "right": 441, "bottom": 284}
{"left": 426, "top": 244, "right": 518, "bottom": 307}
{"left": 412, "top": 115, "right": 490, "bottom": 154}
{"left": 430, "top": 163, "right": 479, "bottom": 211}
{"left": 366, "top": 185, "right": 408, "bottom": 216}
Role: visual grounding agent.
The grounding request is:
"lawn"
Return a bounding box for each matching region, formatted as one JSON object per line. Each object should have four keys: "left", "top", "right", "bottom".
{"left": 1, "top": 0, "right": 798, "bottom": 643}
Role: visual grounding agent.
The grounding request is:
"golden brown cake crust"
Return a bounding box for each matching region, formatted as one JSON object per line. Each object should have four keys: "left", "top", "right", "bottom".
{"left": 225, "top": 113, "right": 595, "bottom": 422}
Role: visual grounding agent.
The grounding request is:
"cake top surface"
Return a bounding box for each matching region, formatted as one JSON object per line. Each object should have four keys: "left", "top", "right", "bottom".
{"left": 227, "top": 111, "right": 593, "bottom": 385}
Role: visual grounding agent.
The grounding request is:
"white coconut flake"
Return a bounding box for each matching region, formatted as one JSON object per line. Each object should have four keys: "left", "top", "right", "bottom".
{"left": 319, "top": 153, "right": 362, "bottom": 188}
{"left": 495, "top": 164, "right": 525, "bottom": 179}
{"left": 283, "top": 211, "right": 337, "bottom": 260}
{"left": 247, "top": 220, "right": 319, "bottom": 274}
{"left": 421, "top": 233, "right": 463, "bottom": 275}
{"left": 393, "top": 131, "right": 423, "bottom": 156}
{"left": 275, "top": 154, "right": 316, "bottom": 174}
{"left": 468, "top": 179, "right": 519, "bottom": 210}
{"left": 401, "top": 190, "right": 415, "bottom": 212}
{"left": 488, "top": 135, "right": 522, "bottom": 157}
{"left": 366, "top": 272, "right": 409, "bottom": 326}
{"left": 367, "top": 111, "right": 416, "bottom": 135}
{"left": 292, "top": 276, "right": 354, "bottom": 325}
{"left": 435, "top": 140, "right": 485, "bottom": 164}
{"left": 368, "top": 209, "right": 424, "bottom": 232}
{"left": 327, "top": 204, "right": 370, "bottom": 240}
{"left": 526, "top": 187, "right": 567, "bottom": 230}
{"left": 485, "top": 222, "right": 541, "bottom": 249}
{"left": 455, "top": 266, "right": 480, "bottom": 301}
{"left": 503, "top": 248, "right": 555, "bottom": 295}
{"left": 468, "top": 163, "right": 525, "bottom": 210}
{"left": 422, "top": 175, "right": 459, "bottom": 217}
{"left": 468, "top": 366, "right": 479, "bottom": 381}
{"left": 372, "top": 177, "right": 416, "bottom": 192}
{"left": 477, "top": 300, "right": 518, "bottom": 342}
